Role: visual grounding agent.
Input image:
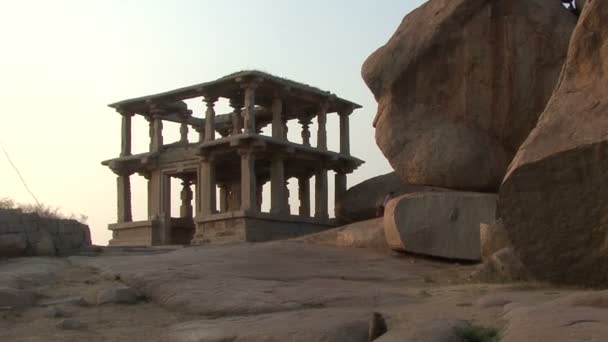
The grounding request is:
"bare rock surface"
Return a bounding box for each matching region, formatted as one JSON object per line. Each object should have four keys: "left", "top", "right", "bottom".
{"left": 335, "top": 172, "right": 446, "bottom": 223}
{"left": 2, "top": 243, "right": 608, "bottom": 341}
{"left": 502, "top": 291, "right": 608, "bottom": 342}
{"left": 498, "top": 0, "right": 608, "bottom": 286}
{"left": 480, "top": 221, "right": 510, "bottom": 260}
{"left": 71, "top": 242, "right": 425, "bottom": 316}
{"left": 362, "top": 0, "right": 575, "bottom": 191}
{"left": 96, "top": 286, "right": 140, "bottom": 305}
{"left": 163, "top": 308, "right": 374, "bottom": 342}
{"left": 299, "top": 218, "right": 389, "bottom": 251}
{"left": 384, "top": 191, "right": 496, "bottom": 260}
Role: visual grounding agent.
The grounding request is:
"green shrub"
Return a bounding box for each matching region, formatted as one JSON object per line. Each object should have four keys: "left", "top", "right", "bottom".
{"left": 454, "top": 325, "right": 500, "bottom": 342}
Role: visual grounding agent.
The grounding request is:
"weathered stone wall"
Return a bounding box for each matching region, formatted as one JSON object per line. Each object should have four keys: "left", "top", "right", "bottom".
{"left": 0, "top": 208, "right": 91, "bottom": 257}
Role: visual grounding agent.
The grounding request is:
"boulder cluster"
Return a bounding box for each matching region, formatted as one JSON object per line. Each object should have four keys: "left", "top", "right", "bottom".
{"left": 347, "top": 0, "right": 605, "bottom": 286}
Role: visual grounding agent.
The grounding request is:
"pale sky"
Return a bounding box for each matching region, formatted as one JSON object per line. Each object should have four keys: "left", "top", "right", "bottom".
{"left": 0, "top": 0, "right": 427, "bottom": 245}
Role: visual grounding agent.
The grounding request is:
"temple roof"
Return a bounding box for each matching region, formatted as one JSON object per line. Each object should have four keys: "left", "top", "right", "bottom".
{"left": 109, "top": 70, "right": 361, "bottom": 116}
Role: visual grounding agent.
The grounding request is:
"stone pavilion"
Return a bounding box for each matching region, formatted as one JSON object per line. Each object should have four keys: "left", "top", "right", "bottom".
{"left": 102, "top": 71, "right": 364, "bottom": 246}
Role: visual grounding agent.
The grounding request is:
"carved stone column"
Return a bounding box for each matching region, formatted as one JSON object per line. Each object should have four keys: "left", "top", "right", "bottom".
{"left": 299, "top": 117, "right": 312, "bottom": 147}
{"left": 239, "top": 149, "right": 257, "bottom": 212}
{"left": 148, "top": 114, "right": 164, "bottom": 152}
{"left": 271, "top": 97, "right": 285, "bottom": 139}
{"left": 119, "top": 111, "right": 133, "bottom": 157}
{"left": 230, "top": 98, "right": 243, "bottom": 135}
{"left": 315, "top": 169, "right": 328, "bottom": 220}
{"left": 204, "top": 95, "right": 217, "bottom": 142}
{"left": 116, "top": 171, "right": 132, "bottom": 223}
{"left": 270, "top": 158, "right": 288, "bottom": 214}
{"left": 195, "top": 125, "right": 205, "bottom": 143}
{"left": 298, "top": 175, "right": 311, "bottom": 217}
{"left": 179, "top": 115, "right": 189, "bottom": 144}
{"left": 199, "top": 155, "right": 216, "bottom": 216}
{"left": 180, "top": 179, "right": 193, "bottom": 218}
{"left": 316, "top": 102, "right": 329, "bottom": 151}
{"left": 338, "top": 109, "right": 352, "bottom": 155}
{"left": 334, "top": 172, "right": 347, "bottom": 212}
{"left": 241, "top": 81, "right": 260, "bottom": 134}
{"left": 218, "top": 184, "right": 228, "bottom": 212}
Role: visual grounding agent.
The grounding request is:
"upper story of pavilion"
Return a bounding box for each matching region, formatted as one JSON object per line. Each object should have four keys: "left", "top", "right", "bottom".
{"left": 103, "top": 70, "right": 363, "bottom": 176}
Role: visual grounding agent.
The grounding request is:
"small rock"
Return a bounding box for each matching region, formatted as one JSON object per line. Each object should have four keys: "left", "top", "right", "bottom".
{"left": 58, "top": 318, "right": 82, "bottom": 330}
{"left": 46, "top": 306, "right": 66, "bottom": 318}
{"left": 97, "top": 286, "right": 140, "bottom": 305}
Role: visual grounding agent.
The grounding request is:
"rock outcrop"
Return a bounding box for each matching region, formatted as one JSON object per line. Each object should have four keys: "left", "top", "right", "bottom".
{"left": 335, "top": 172, "right": 445, "bottom": 223}
{"left": 362, "top": 0, "right": 575, "bottom": 191}
{"left": 0, "top": 209, "right": 91, "bottom": 257}
{"left": 499, "top": 0, "right": 608, "bottom": 286}
{"left": 300, "top": 218, "right": 389, "bottom": 251}
{"left": 384, "top": 192, "right": 496, "bottom": 261}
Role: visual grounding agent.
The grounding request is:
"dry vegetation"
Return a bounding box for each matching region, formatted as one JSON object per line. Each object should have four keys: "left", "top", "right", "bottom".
{"left": 0, "top": 197, "right": 87, "bottom": 223}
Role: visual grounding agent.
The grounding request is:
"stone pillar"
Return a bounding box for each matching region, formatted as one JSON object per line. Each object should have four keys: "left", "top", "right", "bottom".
{"left": 335, "top": 172, "right": 347, "bottom": 211}
{"left": 241, "top": 82, "right": 259, "bottom": 134}
{"left": 204, "top": 96, "right": 217, "bottom": 142}
{"left": 228, "top": 182, "right": 241, "bottom": 211}
{"left": 299, "top": 117, "right": 312, "bottom": 147}
{"left": 256, "top": 180, "right": 264, "bottom": 212}
{"left": 119, "top": 111, "right": 133, "bottom": 157}
{"left": 270, "top": 158, "right": 288, "bottom": 214}
{"left": 315, "top": 169, "right": 328, "bottom": 220}
{"left": 298, "top": 175, "right": 310, "bottom": 217}
{"left": 180, "top": 116, "right": 189, "bottom": 144}
{"left": 151, "top": 114, "right": 164, "bottom": 152}
{"left": 316, "top": 103, "right": 329, "bottom": 151}
{"left": 338, "top": 109, "right": 352, "bottom": 155}
{"left": 200, "top": 156, "right": 216, "bottom": 216}
{"left": 116, "top": 172, "right": 132, "bottom": 223}
{"left": 271, "top": 97, "right": 285, "bottom": 140}
{"left": 180, "top": 179, "right": 193, "bottom": 218}
{"left": 239, "top": 150, "right": 257, "bottom": 212}
{"left": 230, "top": 98, "right": 243, "bottom": 135}
{"left": 147, "top": 170, "right": 171, "bottom": 244}
{"left": 218, "top": 184, "right": 228, "bottom": 212}
{"left": 195, "top": 125, "right": 205, "bottom": 143}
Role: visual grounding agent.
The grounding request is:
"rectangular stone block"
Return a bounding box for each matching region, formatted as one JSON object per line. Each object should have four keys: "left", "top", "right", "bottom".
{"left": 384, "top": 191, "right": 497, "bottom": 261}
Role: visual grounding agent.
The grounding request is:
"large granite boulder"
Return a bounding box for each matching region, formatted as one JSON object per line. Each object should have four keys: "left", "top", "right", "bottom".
{"left": 384, "top": 191, "right": 496, "bottom": 261}
{"left": 499, "top": 1, "right": 608, "bottom": 286}
{"left": 362, "top": 0, "right": 575, "bottom": 191}
{"left": 335, "top": 172, "right": 445, "bottom": 223}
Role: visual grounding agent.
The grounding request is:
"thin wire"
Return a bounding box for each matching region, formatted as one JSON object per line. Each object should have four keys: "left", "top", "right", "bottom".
{"left": 0, "top": 140, "right": 41, "bottom": 207}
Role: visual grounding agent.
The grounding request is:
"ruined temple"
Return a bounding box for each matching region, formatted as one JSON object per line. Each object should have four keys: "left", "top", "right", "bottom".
{"left": 102, "top": 71, "right": 363, "bottom": 246}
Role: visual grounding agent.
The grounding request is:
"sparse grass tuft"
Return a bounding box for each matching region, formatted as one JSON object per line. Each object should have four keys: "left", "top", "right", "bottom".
{"left": 454, "top": 325, "right": 501, "bottom": 342}
{"left": 0, "top": 197, "right": 88, "bottom": 223}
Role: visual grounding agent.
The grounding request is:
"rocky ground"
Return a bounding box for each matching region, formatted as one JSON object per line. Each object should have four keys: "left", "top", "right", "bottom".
{"left": 1, "top": 236, "right": 607, "bottom": 341}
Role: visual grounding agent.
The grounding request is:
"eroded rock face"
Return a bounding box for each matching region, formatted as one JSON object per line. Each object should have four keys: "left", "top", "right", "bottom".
{"left": 499, "top": 1, "right": 608, "bottom": 286}
{"left": 362, "top": 0, "right": 575, "bottom": 191}
{"left": 335, "top": 172, "right": 446, "bottom": 223}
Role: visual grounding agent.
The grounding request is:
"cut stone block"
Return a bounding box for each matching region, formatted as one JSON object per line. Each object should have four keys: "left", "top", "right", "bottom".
{"left": 384, "top": 192, "right": 496, "bottom": 261}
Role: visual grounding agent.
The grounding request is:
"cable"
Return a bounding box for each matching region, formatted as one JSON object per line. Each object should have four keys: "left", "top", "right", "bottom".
{"left": 0, "top": 140, "right": 41, "bottom": 207}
